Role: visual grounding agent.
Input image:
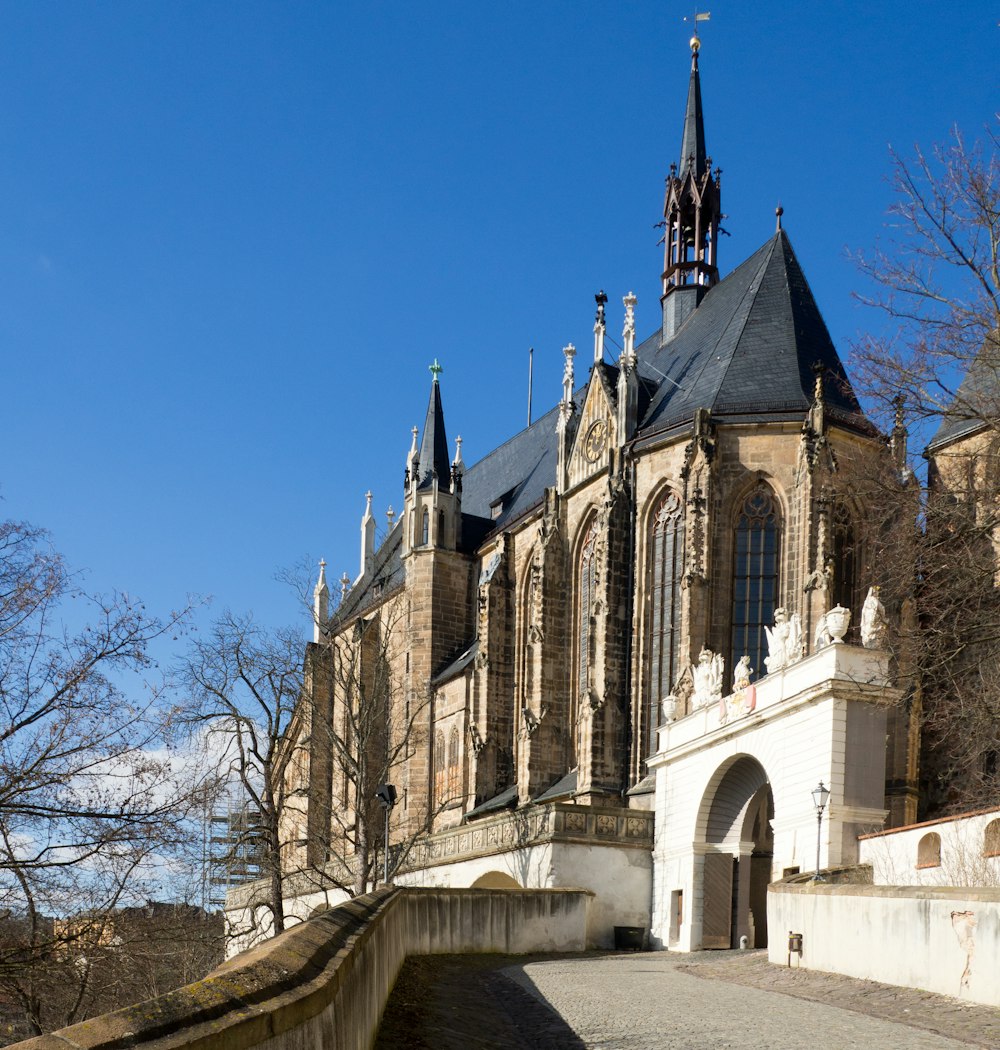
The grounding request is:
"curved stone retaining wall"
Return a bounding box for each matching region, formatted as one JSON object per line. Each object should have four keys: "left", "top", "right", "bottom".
{"left": 769, "top": 876, "right": 1000, "bottom": 1007}
{"left": 11, "top": 886, "right": 591, "bottom": 1050}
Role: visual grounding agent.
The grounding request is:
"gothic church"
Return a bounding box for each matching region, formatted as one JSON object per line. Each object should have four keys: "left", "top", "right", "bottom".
{"left": 272, "top": 36, "right": 917, "bottom": 953}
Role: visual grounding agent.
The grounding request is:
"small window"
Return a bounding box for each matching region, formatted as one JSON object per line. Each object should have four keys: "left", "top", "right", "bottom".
{"left": 984, "top": 819, "right": 1000, "bottom": 858}
{"left": 916, "top": 832, "right": 941, "bottom": 869}
{"left": 421, "top": 508, "right": 430, "bottom": 546}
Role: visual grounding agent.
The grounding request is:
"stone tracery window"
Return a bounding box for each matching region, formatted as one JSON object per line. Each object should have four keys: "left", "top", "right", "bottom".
{"left": 647, "top": 490, "right": 684, "bottom": 753}
{"left": 731, "top": 484, "right": 781, "bottom": 679}
{"left": 433, "top": 729, "right": 446, "bottom": 805}
{"left": 448, "top": 725, "right": 461, "bottom": 801}
{"left": 576, "top": 517, "right": 600, "bottom": 729}
{"left": 831, "top": 502, "right": 859, "bottom": 616}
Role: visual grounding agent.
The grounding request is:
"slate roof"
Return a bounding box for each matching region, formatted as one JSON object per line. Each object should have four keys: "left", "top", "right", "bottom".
{"left": 636, "top": 230, "right": 864, "bottom": 439}
{"left": 678, "top": 49, "right": 707, "bottom": 179}
{"left": 337, "top": 228, "right": 870, "bottom": 614}
{"left": 927, "top": 342, "right": 1000, "bottom": 452}
{"left": 417, "top": 377, "right": 452, "bottom": 489}
{"left": 333, "top": 520, "right": 404, "bottom": 624}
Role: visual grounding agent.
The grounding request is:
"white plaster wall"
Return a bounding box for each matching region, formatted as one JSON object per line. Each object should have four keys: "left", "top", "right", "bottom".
{"left": 392, "top": 839, "right": 651, "bottom": 949}
{"left": 769, "top": 884, "right": 1000, "bottom": 1008}
{"left": 859, "top": 809, "right": 1000, "bottom": 887}
{"left": 650, "top": 646, "right": 892, "bottom": 950}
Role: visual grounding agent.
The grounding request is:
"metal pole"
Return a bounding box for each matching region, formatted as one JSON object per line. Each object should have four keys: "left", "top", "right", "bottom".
{"left": 815, "top": 809, "right": 822, "bottom": 877}
{"left": 527, "top": 347, "right": 534, "bottom": 427}
{"left": 383, "top": 804, "right": 390, "bottom": 885}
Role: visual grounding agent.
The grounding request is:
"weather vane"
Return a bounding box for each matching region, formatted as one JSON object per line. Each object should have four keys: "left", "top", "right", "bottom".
{"left": 684, "top": 9, "right": 711, "bottom": 50}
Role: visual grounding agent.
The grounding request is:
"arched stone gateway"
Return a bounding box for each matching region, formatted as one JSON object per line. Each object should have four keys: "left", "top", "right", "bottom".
{"left": 649, "top": 644, "right": 898, "bottom": 952}
{"left": 697, "top": 756, "right": 773, "bottom": 949}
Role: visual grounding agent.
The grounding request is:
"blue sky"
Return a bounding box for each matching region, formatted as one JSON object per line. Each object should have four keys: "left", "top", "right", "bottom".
{"left": 1, "top": 1, "right": 996, "bottom": 638}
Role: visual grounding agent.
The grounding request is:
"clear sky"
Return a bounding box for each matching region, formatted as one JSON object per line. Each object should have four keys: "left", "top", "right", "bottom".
{"left": 1, "top": 1, "right": 996, "bottom": 639}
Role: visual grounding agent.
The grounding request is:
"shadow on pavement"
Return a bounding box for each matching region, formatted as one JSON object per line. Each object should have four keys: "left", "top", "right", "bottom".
{"left": 374, "top": 952, "right": 588, "bottom": 1050}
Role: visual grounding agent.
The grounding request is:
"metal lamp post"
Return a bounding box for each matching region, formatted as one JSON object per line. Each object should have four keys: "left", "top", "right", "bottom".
{"left": 375, "top": 784, "right": 397, "bottom": 885}
{"left": 811, "top": 780, "right": 830, "bottom": 880}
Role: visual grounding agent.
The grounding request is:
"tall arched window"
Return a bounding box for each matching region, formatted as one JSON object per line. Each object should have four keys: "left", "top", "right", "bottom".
{"left": 647, "top": 490, "right": 685, "bottom": 753}
{"left": 831, "top": 503, "right": 858, "bottom": 616}
{"left": 433, "top": 729, "right": 446, "bottom": 805}
{"left": 421, "top": 508, "right": 430, "bottom": 546}
{"left": 519, "top": 561, "right": 536, "bottom": 703}
{"left": 731, "top": 484, "right": 781, "bottom": 678}
{"left": 577, "top": 518, "right": 600, "bottom": 724}
{"left": 448, "top": 725, "right": 461, "bottom": 801}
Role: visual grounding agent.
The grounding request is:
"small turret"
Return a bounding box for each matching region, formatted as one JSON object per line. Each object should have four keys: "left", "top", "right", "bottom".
{"left": 617, "top": 293, "right": 640, "bottom": 441}
{"left": 312, "top": 559, "right": 329, "bottom": 643}
{"left": 593, "top": 290, "right": 608, "bottom": 365}
{"left": 557, "top": 343, "right": 577, "bottom": 492}
{"left": 402, "top": 363, "right": 463, "bottom": 555}
{"left": 359, "top": 491, "right": 375, "bottom": 580}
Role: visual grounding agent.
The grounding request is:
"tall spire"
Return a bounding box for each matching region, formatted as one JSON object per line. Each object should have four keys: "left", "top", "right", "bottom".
{"left": 678, "top": 42, "right": 707, "bottom": 179}
{"left": 661, "top": 33, "right": 721, "bottom": 342}
{"left": 417, "top": 360, "right": 452, "bottom": 490}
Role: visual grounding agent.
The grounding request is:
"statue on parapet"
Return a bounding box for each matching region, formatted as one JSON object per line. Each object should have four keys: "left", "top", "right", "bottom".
{"left": 692, "top": 647, "right": 724, "bottom": 709}
{"left": 764, "top": 607, "right": 803, "bottom": 675}
{"left": 861, "top": 586, "right": 888, "bottom": 649}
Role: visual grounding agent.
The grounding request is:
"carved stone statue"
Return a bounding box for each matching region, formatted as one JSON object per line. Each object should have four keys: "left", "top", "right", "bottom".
{"left": 692, "top": 647, "right": 723, "bottom": 709}
{"left": 725, "top": 654, "right": 757, "bottom": 722}
{"left": 764, "top": 608, "right": 803, "bottom": 675}
{"left": 861, "top": 587, "right": 888, "bottom": 649}
{"left": 733, "top": 655, "right": 753, "bottom": 692}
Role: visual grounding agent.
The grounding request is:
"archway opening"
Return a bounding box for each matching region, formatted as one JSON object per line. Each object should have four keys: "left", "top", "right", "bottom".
{"left": 471, "top": 871, "right": 521, "bottom": 889}
{"left": 698, "top": 755, "right": 774, "bottom": 949}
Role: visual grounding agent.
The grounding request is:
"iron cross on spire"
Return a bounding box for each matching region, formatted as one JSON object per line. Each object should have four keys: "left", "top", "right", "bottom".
{"left": 684, "top": 8, "right": 711, "bottom": 50}
{"left": 429, "top": 358, "right": 443, "bottom": 381}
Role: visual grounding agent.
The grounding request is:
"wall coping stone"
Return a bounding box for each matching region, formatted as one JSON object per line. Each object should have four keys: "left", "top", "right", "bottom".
{"left": 11, "top": 886, "right": 593, "bottom": 1050}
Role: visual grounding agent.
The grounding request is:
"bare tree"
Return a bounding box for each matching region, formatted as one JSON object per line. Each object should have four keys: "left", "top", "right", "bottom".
{"left": 305, "top": 592, "right": 429, "bottom": 898}
{"left": 181, "top": 612, "right": 303, "bottom": 938}
{"left": 0, "top": 518, "right": 203, "bottom": 1035}
{"left": 851, "top": 120, "right": 1000, "bottom": 814}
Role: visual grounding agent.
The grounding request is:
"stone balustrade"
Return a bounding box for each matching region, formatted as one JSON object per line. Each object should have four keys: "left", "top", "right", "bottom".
{"left": 12, "top": 886, "right": 592, "bottom": 1050}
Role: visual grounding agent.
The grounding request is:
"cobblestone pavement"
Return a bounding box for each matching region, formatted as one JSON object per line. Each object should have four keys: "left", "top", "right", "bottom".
{"left": 375, "top": 949, "right": 1000, "bottom": 1049}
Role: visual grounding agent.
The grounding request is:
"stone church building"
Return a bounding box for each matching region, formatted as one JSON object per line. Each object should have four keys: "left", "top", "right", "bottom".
{"left": 270, "top": 37, "right": 922, "bottom": 953}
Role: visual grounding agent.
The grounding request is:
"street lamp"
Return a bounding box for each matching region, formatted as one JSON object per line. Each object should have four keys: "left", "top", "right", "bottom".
{"left": 375, "top": 784, "right": 397, "bottom": 885}
{"left": 811, "top": 780, "right": 831, "bottom": 880}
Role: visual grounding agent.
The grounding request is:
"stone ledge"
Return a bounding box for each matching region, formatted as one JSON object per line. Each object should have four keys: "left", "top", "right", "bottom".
{"left": 13, "top": 891, "right": 391, "bottom": 1050}
{"left": 772, "top": 877, "right": 1000, "bottom": 902}
{"left": 11, "top": 887, "right": 593, "bottom": 1050}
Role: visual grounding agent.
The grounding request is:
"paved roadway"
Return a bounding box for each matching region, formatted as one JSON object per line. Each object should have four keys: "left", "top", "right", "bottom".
{"left": 504, "top": 953, "right": 984, "bottom": 1050}
{"left": 375, "top": 949, "right": 999, "bottom": 1049}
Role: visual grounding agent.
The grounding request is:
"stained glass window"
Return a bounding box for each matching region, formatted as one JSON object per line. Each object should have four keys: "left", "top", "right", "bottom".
{"left": 577, "top": 519, "right": 600, "bottom": 728}
{"left": 731, "top": 485, "right": 780, "bottom": 678}
{"left": 647, "top": 491, "right": 684, "bottom": 752}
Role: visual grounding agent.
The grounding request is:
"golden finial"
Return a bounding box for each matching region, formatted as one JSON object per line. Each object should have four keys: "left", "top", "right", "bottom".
{"left": 684, "top": 10, "right": 710, "bottom": 53}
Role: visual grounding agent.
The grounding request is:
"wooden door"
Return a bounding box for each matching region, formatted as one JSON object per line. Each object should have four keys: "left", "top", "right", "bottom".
{"left": 702, "top": 852, "right": 733, "bottom": 949}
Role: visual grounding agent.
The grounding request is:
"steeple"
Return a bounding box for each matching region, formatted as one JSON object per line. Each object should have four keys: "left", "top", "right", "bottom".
{"left": 678, "top": 43, "right": 707, "bottom": 179}
{"left": 401, "top": 362, "right": 463, "bottom": 555}
{"left": 417, "top": 359, "right": 452, "bottom": 490}
{"left": 661, "top": 34, "right": 722, "bottom": 342}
